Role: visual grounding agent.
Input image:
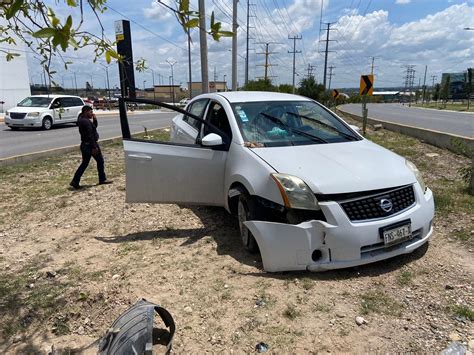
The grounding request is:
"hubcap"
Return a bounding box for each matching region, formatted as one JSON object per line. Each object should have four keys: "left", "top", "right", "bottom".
{"left": 44, "top": 119, "right": 51, "bottom": 129}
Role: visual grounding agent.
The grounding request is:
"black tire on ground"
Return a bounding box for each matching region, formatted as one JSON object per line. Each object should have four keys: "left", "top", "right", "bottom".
{"left": 237, "top": 193, "right": 260, "bottom": 253}
{"left": 10, "top": 126, "right": 19, "bottom": 131}
{"left": 42, "top": 117, "right": 52, "bottom": 130}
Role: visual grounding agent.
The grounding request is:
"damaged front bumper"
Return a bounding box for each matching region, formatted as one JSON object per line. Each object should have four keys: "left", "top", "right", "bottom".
{"left": 244, "top": 187, "right": 434, "bottom": 272}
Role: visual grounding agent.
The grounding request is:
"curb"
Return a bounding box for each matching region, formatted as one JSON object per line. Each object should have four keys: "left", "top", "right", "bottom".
{"left": 336, "top": 107, "right": 473, "bottom": 157}
{"left": 409, "top": 105, "right": 474, "bottom": 114}
{"left": 0, "top": 134, "right": 124, "bottom": 168}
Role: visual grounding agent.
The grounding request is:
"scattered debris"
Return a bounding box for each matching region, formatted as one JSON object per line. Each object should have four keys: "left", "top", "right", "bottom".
{"left": 355, "top": 316, "right": 367, "bottom": 326}
{"left": 426, "top": 153, "right": 440, "bottom": 158}
{"left": 46, "top": 271, "right": 57, "bottom": 278}
{"left": 255, "top": 342, "right": 269, "bottom": 353}
{"left": 111, "top": 274, "right": 120, "bottom": 280}
{"left": 441, "top": 342, "right": 466, "bottom": 355}
{"left": 184, "top": 306, "right": 193, "bottom": 314}
{"left": 373, "top": 124, "right": 383, "bottom": 131}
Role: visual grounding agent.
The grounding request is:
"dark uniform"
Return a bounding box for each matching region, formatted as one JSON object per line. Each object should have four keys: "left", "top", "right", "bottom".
{"left": 71, "top": 114, "right": 107, "bottom": 187}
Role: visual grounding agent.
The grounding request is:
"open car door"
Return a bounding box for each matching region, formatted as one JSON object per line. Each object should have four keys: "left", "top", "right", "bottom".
{"left": 119, "top": 98, "right": 230, "bottom": 206}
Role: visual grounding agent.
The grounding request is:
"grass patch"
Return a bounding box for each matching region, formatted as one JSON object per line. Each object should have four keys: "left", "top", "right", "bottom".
{"left": 116, "top": 242, "right": 141, "bottom": 256}
{"left": 283, "top": 303, "right": 301, "bottom": 320}
{"left": 414, "top": 103, "right": 474, "bottom": 113}
{"left": 432, "top": 180, "right": 474, "bottom": 217}
{"left": 397, "top": 270, "right": 414, "bottom": 286}
{"left": 452, "top": 305, "right": 474, "bottom": 321}
{"left": 301, "top": 277, "right": 314, "bottom": 290}
{"left": 314, "top": 303, "right": 331, "bottom": 312}
{"left": 360, "top": 290, "right": 404, "bottom": 316}
{"left": 0, "top": 255, "right": 70, "bottom": 339}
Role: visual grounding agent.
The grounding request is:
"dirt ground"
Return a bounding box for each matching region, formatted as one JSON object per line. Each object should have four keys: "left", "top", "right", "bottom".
{"left": 0, "top": 124, "right": 473, "bottom": 354}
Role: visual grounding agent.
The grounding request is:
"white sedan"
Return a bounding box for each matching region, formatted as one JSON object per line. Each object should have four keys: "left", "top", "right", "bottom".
{"left": 120, "top": 92, "right": 434, "bottom": 272}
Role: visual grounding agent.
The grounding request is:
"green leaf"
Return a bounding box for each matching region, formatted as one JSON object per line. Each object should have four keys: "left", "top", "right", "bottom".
{"left": 218, "top": 31, "right": 234, "bottom": 37}
{"left": 105, "top": 50, "right": 111, "bottom": 64}
{"left": 179, "top": 0, "right": 189, "bottom": 13}
{"left": 5, "top": 0, "right": 24, "bottom": 20}
{"left": 64, "top": 15, "right": 73, "bottom": 31}
{"left": 184, "top": 18, "right": 199, "bottom": 29}
{"left": 32, "top": 28, "right": 57, "bottom": 39}
{"left": 66, "top": 0, "right": 77, "bottom": 6}
{"left": 5, "top": 53, "right": 20, "bottom": 61}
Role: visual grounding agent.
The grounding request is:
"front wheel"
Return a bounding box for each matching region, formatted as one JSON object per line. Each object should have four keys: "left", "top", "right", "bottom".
{"left": 42, "top": 117, "right": 52, "bottom": 130}
{"left": 237, "top": 194, "right": 260, "bottom": 253}
{"left": 10, "top": 126, "right": 20, "bottom": 131}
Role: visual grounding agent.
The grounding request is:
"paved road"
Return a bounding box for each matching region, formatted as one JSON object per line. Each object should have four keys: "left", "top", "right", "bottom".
{"left": 340, "top": 103, "right": 473, "bottom": 138}
{"left": 0, "top": 111, "right": 175, "bottom": 159}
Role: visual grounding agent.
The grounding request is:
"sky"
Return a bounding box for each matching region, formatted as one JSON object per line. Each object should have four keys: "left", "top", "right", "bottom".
{"left": 23, "top": 0, "right": 474, "bottom": 90}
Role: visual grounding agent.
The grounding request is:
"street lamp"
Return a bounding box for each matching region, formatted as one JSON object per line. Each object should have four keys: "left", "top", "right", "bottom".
{"left": 223, "top": 74, "right": 227, "bottom": 91}
{"left": 100, "top": 63, "right": 111, "bottom": 100}
{"left": 166, "top": 59, "right": 177, "bottom": 105}
{"left": 143, "top": 80, "right": 147, "bottom": 92}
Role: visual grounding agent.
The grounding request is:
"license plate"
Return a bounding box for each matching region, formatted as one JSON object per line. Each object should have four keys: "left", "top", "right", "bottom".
{"left": 382, "top": 222, "right": 412, "bottom": 246}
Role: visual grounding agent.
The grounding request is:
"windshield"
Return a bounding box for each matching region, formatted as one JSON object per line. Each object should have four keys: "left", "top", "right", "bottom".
{"left": 231, "top": 100, "right": 360, "bottom": 147}
{"left": 18, "top": 97, "right": 53, "bottom": 108}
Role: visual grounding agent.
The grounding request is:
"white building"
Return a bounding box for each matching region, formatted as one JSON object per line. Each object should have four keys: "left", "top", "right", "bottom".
{"left": 0, "top": 20, "right": 30, "bottom": 112}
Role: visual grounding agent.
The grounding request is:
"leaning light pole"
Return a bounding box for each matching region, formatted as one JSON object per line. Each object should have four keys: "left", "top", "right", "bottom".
{"left": 166, "top": 59, "right": 177, "bottom": 105}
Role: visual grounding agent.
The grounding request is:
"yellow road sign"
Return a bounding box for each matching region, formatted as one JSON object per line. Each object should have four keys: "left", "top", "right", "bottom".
{"left": 360, "top": 75, "right": 374, "bottom": 96}
{"left": 332, "top": 89, "right": 339, "bottom": 98}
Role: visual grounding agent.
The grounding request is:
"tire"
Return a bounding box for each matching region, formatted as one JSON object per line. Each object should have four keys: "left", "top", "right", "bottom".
{"left": 10, "top": 126, "right": 19, "bottom": 131}
{"left": 237, "top": 194, "right": 260, "bottom": 253}
{"left": 42, "top": 117, "right": 52, "bottom": 130}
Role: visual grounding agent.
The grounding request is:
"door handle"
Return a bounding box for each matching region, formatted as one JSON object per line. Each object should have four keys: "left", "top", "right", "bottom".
{"left": 128, "top": 154, "right": 152, "bottom": 161}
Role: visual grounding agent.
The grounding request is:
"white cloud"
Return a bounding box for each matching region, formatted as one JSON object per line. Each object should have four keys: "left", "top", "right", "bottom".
{"left": 143, "top": 1, "right": 173, "bottom": 21}
{"left": 395, "top": 0, "right": 411, "bottom": 5}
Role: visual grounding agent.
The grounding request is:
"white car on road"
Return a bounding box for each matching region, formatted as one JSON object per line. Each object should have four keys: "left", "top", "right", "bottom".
{"left": 4, "top": 95, "right": 85, "bottom": 130}
{"left": 120, "top": 92, "right": 434, "bottom": 272}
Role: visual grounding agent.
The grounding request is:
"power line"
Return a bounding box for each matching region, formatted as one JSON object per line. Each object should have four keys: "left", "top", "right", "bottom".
{"left": 320, "top": 22, "right": 336, "bottom": 89}
{"left": 107, "top": 6, "right": 187, "bottom": 51}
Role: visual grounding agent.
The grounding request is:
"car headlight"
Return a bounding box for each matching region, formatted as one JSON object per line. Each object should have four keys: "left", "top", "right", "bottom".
{"left": 5, "top": 111, "right": 9, "bottom": 117}
{"left": 406, "top": 160, "right": 426, "bottom": 193}
{"left": 27, "top": 112, "right": 40, "bottom": 117}
{"left": 271, "top": 173, "right": 320, "bottom": 210}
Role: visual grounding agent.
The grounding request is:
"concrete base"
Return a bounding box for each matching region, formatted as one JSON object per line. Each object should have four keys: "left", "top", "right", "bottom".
{"left": 336, "top": 107, "right": 473, "bottom": 158}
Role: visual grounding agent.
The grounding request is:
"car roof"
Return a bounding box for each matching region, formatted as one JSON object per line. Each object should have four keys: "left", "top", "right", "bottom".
{"left": 29, "top": 95, "right": 83, "bottom": 99}
{"left": 197, "top": 91, "right": 312, "bottom": 103}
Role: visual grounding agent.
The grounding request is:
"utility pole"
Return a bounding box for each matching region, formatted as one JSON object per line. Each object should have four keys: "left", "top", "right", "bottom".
{"left": 214, "top": 66, "right": 217, "bottom": 83}
{"left": 245, "top": 0, "right": 253, "bottom": 86}
{"left": 431, "top": 75, "right": 437, "bottom": 88}
{"left": 306, "top": 64, "right": 316, "bottom": 78}
{"left": 328, "top": 65, "right": 335, "bottom": 90}
{"left": 256, "top": 42, "right": 277, "bottom": 81}
{"left": 370, "top": 56, "right": 379, "bottom": 75}
{"left": 403, "top": 65, "right": 416, "bottom": 106}
{"left": 320, "top": 22, "right": 336, "bottom": 89}
{"left": 73, "top": 72, "right": 78, "bottom": 95}
{"left": 288, "top": 35, "right": 302, "bottom": 94}
{"left": 166, "top": 59, "right": 177, "bottom": 104}
{"left": 198, "top": 0, "right": 209, "bottom": 93}
{"left": 232, "top": 0, "right": 238, "bottom": 91}
{"left": 421, "top": 65, "right": 427, "bottom": 105}
{"left": 187, "top": 27, "right": 193, "bottom": 99}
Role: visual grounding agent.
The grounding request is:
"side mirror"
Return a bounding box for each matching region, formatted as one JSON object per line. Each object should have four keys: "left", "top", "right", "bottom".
{"left": 201, "top": 133, "right": 223, "bottom": 146}
{"left": 349, "top": 124, "right": 361, "bottom": 133}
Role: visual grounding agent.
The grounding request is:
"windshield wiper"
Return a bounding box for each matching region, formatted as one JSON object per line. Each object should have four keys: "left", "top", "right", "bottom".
{"left": 260, "top": 112, "right": 327, "bottom": 143}
{"left": 286, "top": 112, "right": 358, "bottom": 141}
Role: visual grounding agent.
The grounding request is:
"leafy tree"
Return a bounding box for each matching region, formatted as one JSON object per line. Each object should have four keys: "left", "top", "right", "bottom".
{"left": 465, "top": 68, "right": 472, "bottom": 110}
{"left": 242, "top": 79, "right": 276, "bottom": 92}
{"left": 297, "top": 76, "right": 326, "bottom": 102}
{"left": 0, "top": 0, "right": 231, "bottom": 77}
{"left": 441, "top": 75, "right": 451, "bottom": 108}
{"left": 432, "top": 83, "right": 441, "bottom": 101}
{"left": 277, "top": 84, "right": 293, "bottom": 94}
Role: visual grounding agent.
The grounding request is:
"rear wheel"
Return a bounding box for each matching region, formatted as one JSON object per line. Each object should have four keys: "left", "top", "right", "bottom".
{"left": 42, "top": 117, "right": 52, "bottom": 130}
{"left": 237, "top": 194, "right": 260, "bottom": 253}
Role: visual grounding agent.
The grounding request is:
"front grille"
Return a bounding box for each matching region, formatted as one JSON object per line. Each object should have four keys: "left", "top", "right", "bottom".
{"left": 340, "top": 185, "right": 415, "bottom": 221}
{"left": 10, "top": 112, "right": 27, "bottom": 119}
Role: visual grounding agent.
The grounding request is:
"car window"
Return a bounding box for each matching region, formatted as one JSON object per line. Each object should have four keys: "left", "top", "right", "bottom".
{"left": 18, "top": 97, "right": 52, "bottom": 108}
{"left": 61, "top": 98, "right": 76, "bottom": 107}
{"left": 72, "top": 97, "right": 84, "bottom": 106}
{"left": 203, "top": 102, "right": 232, "bottom": 141}
{"left": 231, "top": 100, "right": 359, "bottom": 147}
{"left": 183, "top": 99, "right": 208, "bottom": 130}
{"left": 51, "top": 99, "right": 63, "bottom": 108}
